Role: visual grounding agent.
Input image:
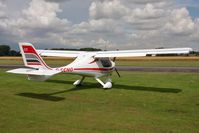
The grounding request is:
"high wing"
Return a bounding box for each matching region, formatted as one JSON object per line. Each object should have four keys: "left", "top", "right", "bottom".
{"left": 94, "top": 48, "right": 192, "bottom": 58}
{"left": 37, "top": 50, "right": 86, "bottom": 57}
{"left": 37, "top": 48, "right": 192, "bottom": 58}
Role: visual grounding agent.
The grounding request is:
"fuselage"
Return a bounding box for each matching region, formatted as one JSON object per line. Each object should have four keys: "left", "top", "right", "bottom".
{"left": 53, "top": 53, "right": 115, "bottom": 78}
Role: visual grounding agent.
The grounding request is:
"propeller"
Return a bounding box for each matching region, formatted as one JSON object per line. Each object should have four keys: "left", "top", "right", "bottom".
{"left": 113, "top": 57, "right": 121, "bottom": 77}
{"left": 113, "top": 57, "right": 116, "bottom": 62}
{"left": 115, "top": 67, "right": 121, "bottom": 77}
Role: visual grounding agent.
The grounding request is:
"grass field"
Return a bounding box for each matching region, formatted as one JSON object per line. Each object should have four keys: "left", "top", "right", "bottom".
{"left": 0, "top": 69, "right": 199, "bottom": 133}
{"left": 1, "top": 57, "right": 199, "bottom": 67}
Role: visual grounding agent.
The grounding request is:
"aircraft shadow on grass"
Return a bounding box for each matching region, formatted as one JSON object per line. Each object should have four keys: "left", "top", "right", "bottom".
{"left": 16, "top": 79, "right": 182, "bottom": 102}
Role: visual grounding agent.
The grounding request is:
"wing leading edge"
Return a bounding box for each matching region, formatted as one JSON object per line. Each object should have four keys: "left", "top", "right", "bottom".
{"left": 94, "top": 48, "right": 192, "bottom": 58}
{"left": 37, "top": 48, "right": 192, "bottom": 58}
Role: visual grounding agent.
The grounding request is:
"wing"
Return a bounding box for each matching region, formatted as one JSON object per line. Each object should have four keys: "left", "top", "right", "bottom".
{"left": 37, "top": 50, "right": 86, "bottom": 57}
{"left": 94, "top": 48, "right": 192, "bottom": 58}
{"left": 37, "top": 48, "right": 192, "bottom": 58}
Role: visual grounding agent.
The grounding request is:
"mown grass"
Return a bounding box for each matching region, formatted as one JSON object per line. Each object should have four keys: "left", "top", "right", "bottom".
{"left": 0, "top": 69, "right": 199, "bottom": 133}
{"left": 115, "top": 60, "right": 199, "bottom": 67}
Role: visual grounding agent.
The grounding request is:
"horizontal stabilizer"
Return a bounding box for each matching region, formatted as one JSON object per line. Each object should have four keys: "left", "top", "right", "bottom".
{"left": 7, "top": 68, "right": 60, "bottom": 76}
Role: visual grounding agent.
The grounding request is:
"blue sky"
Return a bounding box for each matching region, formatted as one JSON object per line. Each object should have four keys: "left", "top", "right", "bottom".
{"left": 0, "top": 0, "right": 199, "bottom": 51}
{"left": 188, "top": 6, "right": 199, "bottom": 19}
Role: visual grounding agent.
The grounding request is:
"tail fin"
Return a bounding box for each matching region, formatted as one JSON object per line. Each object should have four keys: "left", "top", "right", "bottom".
{"left": 19, "top": 42, "right": 52, "bottom": 70}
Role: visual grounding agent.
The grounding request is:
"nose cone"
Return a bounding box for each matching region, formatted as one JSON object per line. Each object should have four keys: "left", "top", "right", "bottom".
{"left": 111, "top": 61, "right": 115, "bottom": 68}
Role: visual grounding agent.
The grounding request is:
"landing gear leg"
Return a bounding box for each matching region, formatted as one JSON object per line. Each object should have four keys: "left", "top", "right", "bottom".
{"left": 95, "top": 76, "right": 112, "bottom": 89}
{"left": 73, "top": 76, "right": 85, "bottom": 86}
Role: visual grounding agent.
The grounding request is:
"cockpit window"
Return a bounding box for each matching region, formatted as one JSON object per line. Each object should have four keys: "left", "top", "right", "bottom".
{"left": 100, "top": 59, "right": 112, "bottom": 67}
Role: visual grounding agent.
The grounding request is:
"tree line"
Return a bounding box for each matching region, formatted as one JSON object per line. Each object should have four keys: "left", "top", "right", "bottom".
{"left": 0, "top": 45, "right": 20, "bottom": 56}
{"left": 51, "top": 47, "right": 102, "bottom": 51}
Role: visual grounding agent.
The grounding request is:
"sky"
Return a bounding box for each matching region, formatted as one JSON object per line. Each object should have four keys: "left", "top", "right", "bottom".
{"left": 0, "top": 0, "right": 199, "bottom": 51}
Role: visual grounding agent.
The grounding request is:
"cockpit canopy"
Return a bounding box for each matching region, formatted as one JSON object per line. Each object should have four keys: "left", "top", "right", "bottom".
{"left": 100, "top": 58, "right": 112, "bottom": 67}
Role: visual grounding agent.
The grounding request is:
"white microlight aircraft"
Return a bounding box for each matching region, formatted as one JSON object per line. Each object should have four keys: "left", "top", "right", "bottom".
{"left": 7, "top": 43, "right": 192, "bottom": 89}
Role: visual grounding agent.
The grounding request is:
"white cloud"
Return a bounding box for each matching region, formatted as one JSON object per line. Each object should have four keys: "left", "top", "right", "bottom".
{"left": 132, "top": 4, "right": 164, "bottom": 19}
{"left": 44, "top": 0, "right": 70, "bottom": 3}
{"left": 0, "top": 0, "right": 199, "bottom": 50}
{"left": 0, "top": 2, "right": 6, "bottom": 18}
{"left": 164, "top": 8, "right": 195, "bottom": 34}
{"left": 0, "top": 1, "right": 15, "bottom": 44}
{"left": 122, "top": 0, "right": 163, "bottom": 4}
{"left": 18, "top": 0, "right": 70, "bottom": 30}
{"left": 73, "top": 19, "right": 122, "bottom": 34}
{"left": 89, "top": 1, "right": 166, "bottom": 31}
{"left": 123, "top": 3, "right": 166, "bottom": 31}
{"left": 10, "top": 0, "right": 70, "bottom": 46}
{"left": 89, "top": 0, "right": 129, "bottom": 20}
{"left": 90, "top": 38, "right": 117, "bottom": 50}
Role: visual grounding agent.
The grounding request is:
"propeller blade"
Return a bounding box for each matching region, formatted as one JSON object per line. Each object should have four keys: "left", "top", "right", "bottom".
{"left": 115, "top": 68, "right": 121, "bottom": 77}
{"left": 113, "top": 57, "right": 116, "bottom": 62}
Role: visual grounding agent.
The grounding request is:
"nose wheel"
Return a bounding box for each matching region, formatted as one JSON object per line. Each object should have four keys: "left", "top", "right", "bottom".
{"left": 95, "top": 77, "right": 112, "bottom": 89}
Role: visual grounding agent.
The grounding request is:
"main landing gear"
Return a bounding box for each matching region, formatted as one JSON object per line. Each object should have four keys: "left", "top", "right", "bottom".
{"left": 73, "top": 76, "right": 112, "bottom": 89}
{"left": 73, "top": 76, "right": 85, "bottom": 86}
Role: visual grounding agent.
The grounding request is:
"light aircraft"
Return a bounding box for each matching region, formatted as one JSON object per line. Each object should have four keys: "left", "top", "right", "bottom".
{"left": 7, "top": 43, "right": 192, "bottom": 89}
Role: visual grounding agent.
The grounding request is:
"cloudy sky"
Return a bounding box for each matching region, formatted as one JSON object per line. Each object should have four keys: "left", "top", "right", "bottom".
{"left": 0, "top": 0, "right": 199, "bottom": 50}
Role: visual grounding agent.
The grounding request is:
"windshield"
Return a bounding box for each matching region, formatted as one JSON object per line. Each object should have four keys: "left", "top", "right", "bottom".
{"left": 100, "top": 59, "right": 112, "bottom": 67}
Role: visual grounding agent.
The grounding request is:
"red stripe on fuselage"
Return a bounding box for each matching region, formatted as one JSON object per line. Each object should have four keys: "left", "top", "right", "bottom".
{"left": 74, "top": 67, "right": 114, "bottom": 71}
{"left": 22, "top": 45, "right": 52, "bottom": 70}
{"left": 27, "top": 63, "right": 42, "bottom": 65}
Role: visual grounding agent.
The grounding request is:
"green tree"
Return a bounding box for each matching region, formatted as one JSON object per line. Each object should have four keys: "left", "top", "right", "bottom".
{"left": 80, "top": 48, "right": 102, "bottom": 51}
{"left": 51, "top": 47, "right": 102, "bottom": 51}
{"left": 0, "top": 45, "right": 10, "bottom": 56}
{"left": 10, "top": 50, "right": 20, "bottom": 56}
